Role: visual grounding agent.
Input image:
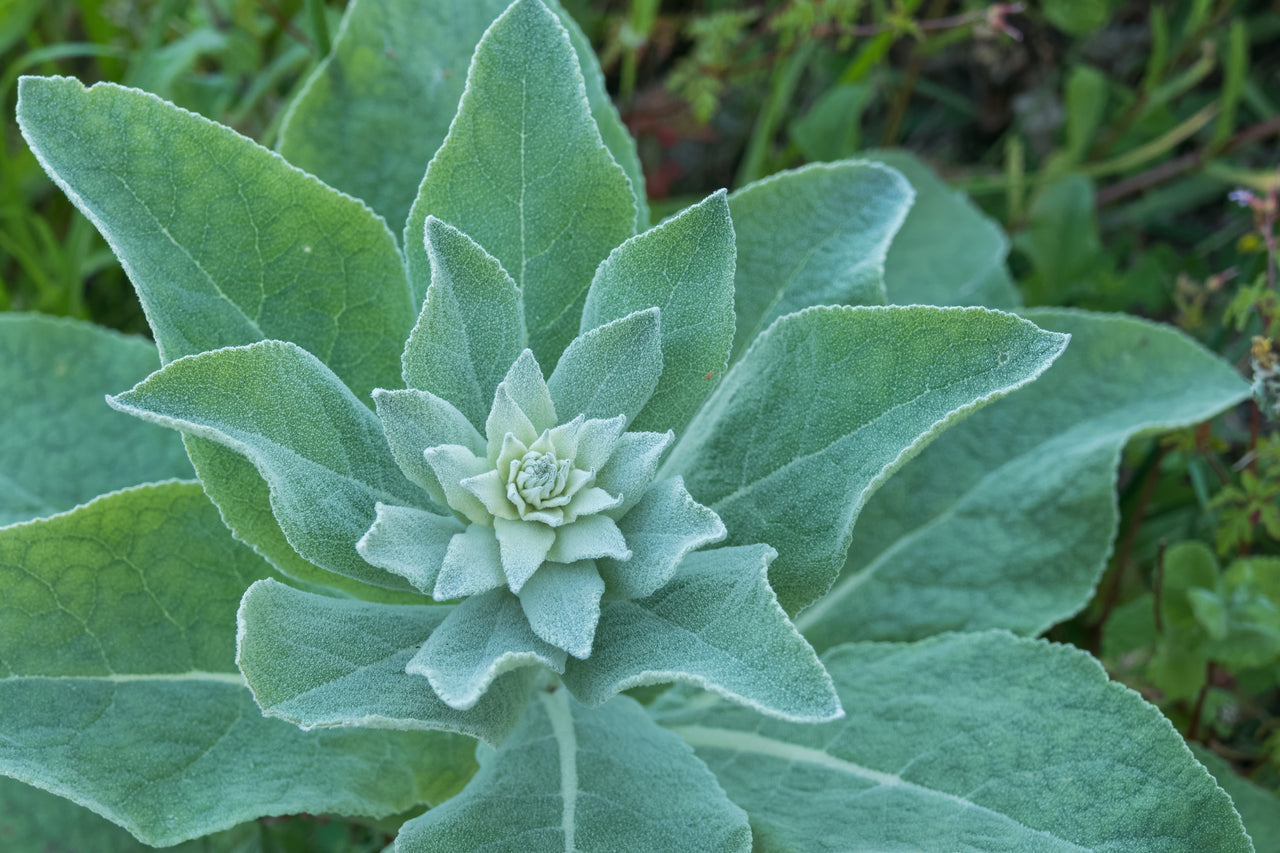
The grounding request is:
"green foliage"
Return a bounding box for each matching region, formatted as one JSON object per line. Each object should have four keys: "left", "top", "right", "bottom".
{"left": 3, "top": 0, "right": 1272, "bottom": 850}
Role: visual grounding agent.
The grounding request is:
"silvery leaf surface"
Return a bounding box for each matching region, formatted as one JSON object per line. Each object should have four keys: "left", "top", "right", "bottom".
{"left": 395, "top": 690, "right": 751, "bottom": 853}
{"left": 872, "top": 149, "right": 1022, "bottom": 309}
{"left": 277, "top": 0, "right": 646, "bottom": 236}
{"left": 0, "top": 313, "right": 190, "bottom": 526}
{"left": 405, "top": 0, "right": 638, "bottom": 367}
{"left": 581, "top": 190, "right": 736, "bottom": 435}
{"left": 0, "top": 482, "right": 474, "bottom": 847}
{"left": 655, "top": 631, "right": 1253, "bottom": 853}
{"left": 1192, "top": 745, "right": 1280, "bottom": 853}
{"left": 661, "top": 305, "right": 1069, "bottom": 614}
{"left": 236, "top": 578, "right": 532, "bottom": 744}
{"left": 727, "top": 160, "right": 914, "bottom": 363}
{"left": 109, "top": 341, "right": 425, "bottom": 591}
{"left": 797, "top": 309, "right": 1252, "bottom": 646}
{"left": 16, "top": 73, "right": 417, "bottom": 597}
{"left": 547, "top": 307, "right": 663, "bottom": 426}
{"left": 563, "top": 544, "right": 839, "bottom": 722}
{"left": 403, "top": 217, "right": 526, "bottom": 433}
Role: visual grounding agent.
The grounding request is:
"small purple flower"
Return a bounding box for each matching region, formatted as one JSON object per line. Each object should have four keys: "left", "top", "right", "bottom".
{"left": 1229, "top": 188, "right": 1256, "bottom": 208}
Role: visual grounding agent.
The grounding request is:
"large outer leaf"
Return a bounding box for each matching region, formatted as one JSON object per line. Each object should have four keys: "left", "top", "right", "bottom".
{"left": 656, "top": 631, "right": 1253, "bottom": 853}
{"left": 870, "top": 149, "right": 1021, "bottom": 309}
{"left": 405, "top": 0, "right": 638, "bottom": 367}
{"left": 16, "top": 74, "right": 417, "bottom": 598}
{"left": 797, "top": 309, "right": 1251, "bottom": 646}
{"left": 726, "top": 161, "right": 913, "bottom": 363}
{"left": 563, "top": 545, "right": 839, "bottom": 722}
{"left": 1192, "top": 745, "right": 1280, "bottom": 853}
{"left": 661, "top": 306, "right": 1068, "bottom": 614}
{"left": 0, "top": 313, "right": 190, "bottom": 526}
{"left": 0, "top": 482, "right": 474, "bottom": 846}
{"left": 16, "top": 76, "right": 413, "bottom": 400}
{"left": 277, "top": 0, "right": 646, "bottom": 235}
{"left": 395, "top": 690, "right": 751, "bottom": 853}
{"left": 581, "top": 190, "right": 736, "bottom": 435}
{"left": 109, "top": 342, "right": 424, "bottom": 591}
{"left": 237, "top": 578, "right": 532, "bottom": 744}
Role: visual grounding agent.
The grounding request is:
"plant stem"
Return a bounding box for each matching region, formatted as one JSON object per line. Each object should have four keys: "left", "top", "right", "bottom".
{"left": 1188, "top": 661, "right": 1217, "bottom": 742}
{"left": 1094, "top": 449, "right": 1166, "bottom": 639}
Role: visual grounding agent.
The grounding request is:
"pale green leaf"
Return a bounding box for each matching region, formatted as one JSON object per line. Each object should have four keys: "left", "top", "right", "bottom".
{"left": 517, "top": 559, "right": 605, "bottom": 659}
{"left": 0, "top": 313, "right": 190, "bottom": 526}
{"left": 727, "top": 161, "right": 913, "bottom": 363}
{"left": 1192, "top": 745, "right": 1280, "bottom": 853}
{"left": 374, "top": 387, "right": 486, "bottom": 508}
{"left": 438, "top": 522, "right": 509, "bottom": 598}
{"left": 0, "top": 482, "right": 474, "bottom": 846}
{"left": 663, "top": 306, "right": 1068, "bottom": 614}
{"left": 403, "top": 217, "right": 526, "bottom": 430}
{"left": 236, "top": 578, "right": 531, "bottom": 744}
{"left": 16, "top": 74, "right": 417, "bottom": 597}
{"left": 548, "top": 307, "right": 663, "bottom": 425}
{"left": 16, "top": 75, "right": 413, "bottom": 402}
{"left": 408, "top": 588, "right": 567, "bottom": 710}
{"left": 0, "top": 776, "right": 161, "bottom": 853}
{"left": 870, "top": 149, "right": 1022, "bottom": 309}
{"left": 396, "top": 690, "right": 751, "bottom": 853}
{"left": 581, "top": 191, "right": 735, "bottom": 434}
{"left": 657, "top": 631, "right": 1253, "bottom": 853}
{"left": 276, "top": 0, "right": 646, "bottom": 234}
{"left": 798, "top": 309, "right": 1251, "bottom": 646}
{"left": 357, "top": 503, "right": 464, "bottom": 593}
{"left": 487, "top": 349, "right": 558, "bottom": 455}
{"left": 109, "top": 341, "right": 424, "bottom": 591}
{"left": 597, "top": 476, "right": 725, "bottom": 600}
{"left": 564, "top": 545, "right": 839, "bottom": 723}
{"left": 405, "top": 0, "right": 637, "bottom": 366}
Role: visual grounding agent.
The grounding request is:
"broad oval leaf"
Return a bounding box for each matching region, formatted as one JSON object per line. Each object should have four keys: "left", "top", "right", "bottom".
{"left": 16, "top": 75, "right": 414, "bottom": 401}
{"left": 0, "top": 313, "right": 190, "bottom": 526}
{"left": 656, "top": 631, "right": 1253, "bottom": 853}
{"left": 872, "top": 149, "right": 1022, "bottom": 309}
{"left": 109, "top": 341, "right": 425, "bottom": 591}
{"left": 237, "top": 578, "right": 533, "bottom": 744}
{"left": 661, "top": 305, "right": 1069, "bottom": 614}
{"left": 405, "top": 0, "right": 638, "bottom": 366}
{"left": 547, "top": 307, "right": 663, "bottom": 425}
{"left": 0, "top": 482, "right": 475, "bottom": 846}
{"left": 727, "top": 160, "right": 913, "bottom": 363}
{"left": 277, "top": 0, "right": 646, "bottom": 235}
{"left": 396, "top": 690, "right": 751, "bottom": 853}
{"left": 581, "top": 190, "right": 736, "bottom": 435}
{"left": 797, "top": 309, "right": 1251, "bottom": 646}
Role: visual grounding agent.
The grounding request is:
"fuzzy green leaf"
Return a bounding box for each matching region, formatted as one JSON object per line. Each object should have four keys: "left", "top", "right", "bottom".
{"left": 408, "top": 588, "right": 567, "bottom": 710}
{"left": 597, "top": 476, "right": 725, "bottom": 600}
{"left": 657, "top": 631, "right": 1253, "bottom": 853}
{"left": 405, "top": 0, "right": 637, "bottom": 366}
{"left": 0, "top": 314, "right": 190, "bottom": 526}
{"left": 403, "top": 217, "right": 526, "bottom": 431}
{"left": 374, "top": 387, "right": 486, "bottom": 508}
{"left": 236, "top": 578, "right": 532, "bottom": 744}
{"left": 357, "top": 503, "right": 464, "bottom": 593}
{"left": 580, "top": 191, "right": 736, "bottom": 434}
{"left": 727, "top": 161, "right": 913, "bottom": 363}
{"left": 109, "top": 342, "right": 424, "bottom": 591}
{"left": 16, "top": 75, "right": 413, "bottom": 402}
{"left": 517, "top": 559, "right": 605, "bottom": 659}
{"left": 871, "top": 149, "right": 1022, "bottom": 309}
{"left": 798, "top": 309, "right": 1252, "bottom": 646}
{"left": 1192, "top": 745, "right": 1280, "bottom": 853}
{"left": 277, "top": 0, "right": 646, "bottom": 234}
{"left": 548, "top": 307, "right": 663, "bottom": 425}
{"left": 0, "top": 482, "right": 474, "bottom": 846}
{"left": 564, "top": 545, "right": 839, "bottom": 722}
{"left": 16, "top": 73, "right": 417, "bottom": 597}
{"left": 662, "top": 306, "right": 1068, "bottom": 614}
{"left": 396, "top": 690, "right": 751, "bottom": 853}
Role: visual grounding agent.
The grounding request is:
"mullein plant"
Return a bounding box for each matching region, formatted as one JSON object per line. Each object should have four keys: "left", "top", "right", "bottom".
{"left": 0, "top": 0, "right": 1267, "bottom": 850}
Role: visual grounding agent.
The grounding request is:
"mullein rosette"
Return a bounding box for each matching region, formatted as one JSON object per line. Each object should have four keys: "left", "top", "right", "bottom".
{"left": 110, "top": 211, "right": 844, "bottom": 742}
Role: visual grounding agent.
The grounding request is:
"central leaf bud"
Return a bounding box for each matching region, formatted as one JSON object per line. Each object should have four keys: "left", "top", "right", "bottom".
{"left": 509, "top": 449, "right": 571, "bottom": 510}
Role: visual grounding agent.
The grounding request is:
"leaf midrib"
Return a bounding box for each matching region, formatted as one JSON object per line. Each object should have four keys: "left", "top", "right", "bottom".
{"left": 671, "top": 725, "right": 1090, "bottom": 852}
